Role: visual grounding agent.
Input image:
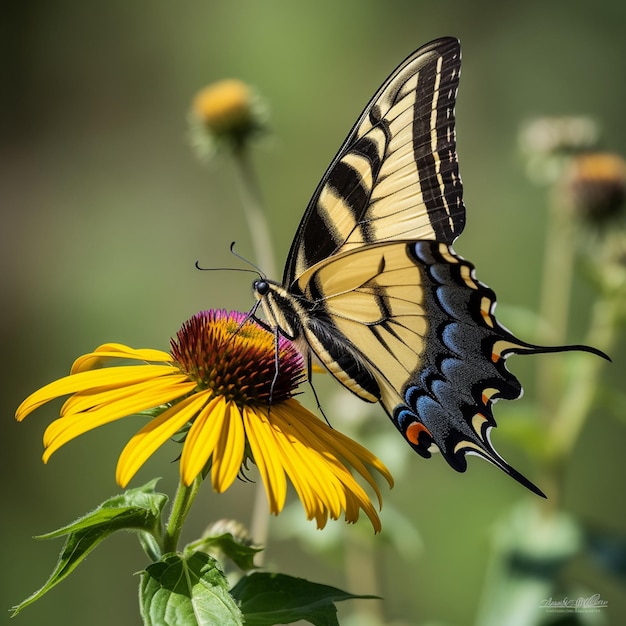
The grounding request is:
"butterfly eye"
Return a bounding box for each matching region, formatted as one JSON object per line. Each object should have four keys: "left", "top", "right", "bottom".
{"left": 254, "top": 279, "right": 270, "bottom": 296}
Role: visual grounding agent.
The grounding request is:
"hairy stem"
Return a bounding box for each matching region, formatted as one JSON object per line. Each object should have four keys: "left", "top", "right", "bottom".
{"left": 163, "top": 476, "right": 202, "bottom": 553}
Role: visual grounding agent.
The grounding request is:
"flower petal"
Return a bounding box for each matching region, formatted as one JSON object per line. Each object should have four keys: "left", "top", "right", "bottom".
{"left": 42, "top": 379, "right": 197, "bottom": 460}
{"left": 248, "top": 401, "right": 386, "bottom": 532}
{"left": 16, "top": 365, "right": 177, "bottom": 422}
{"left": 211, "top": 401, "right": 246, "bottom": 492}
{"left": 242, "top": 405, "right": 287, "bottom": 515}
{"left": 180, "top": 395, "right": 226, "bottom": 487}
{"left": 60, "top": 374, "right": 190, "bottom": 416}
{"left": 269, "top": 417, "right": 345, "bottom": 523}
{"left": 116, "top": 390, "right": 212, "bottom": 487}
{"left": 276, "top": 400, "right": 393, "bottom": 503}
{"left": 16, "top": 308, "right": 390, "bottom": 532}
{"left": 71, "top": 343, "right": 172, "bottom": 373}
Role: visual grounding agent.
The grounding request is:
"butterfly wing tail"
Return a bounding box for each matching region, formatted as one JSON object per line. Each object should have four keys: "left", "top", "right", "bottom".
{"left": 463, "top": 434, "right": 547, "bottom": 498}
{"left": 506, "top": 341, "right": 611, "bottom": 362}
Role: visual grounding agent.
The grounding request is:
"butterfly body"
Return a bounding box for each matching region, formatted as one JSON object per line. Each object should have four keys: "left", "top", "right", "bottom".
{"left": 253, "top": 37, "right": 607, "bottom": 496}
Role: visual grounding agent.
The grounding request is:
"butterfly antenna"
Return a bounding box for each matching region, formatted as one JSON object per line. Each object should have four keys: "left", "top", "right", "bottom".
{"left": 228, "top": 241, "right": 266, "bottom": 278}
{"left": 194, "top": 242, "right": 266, "bottom": 277}
{"left": 193, "top": 259, "right": 261, "bottom": 275}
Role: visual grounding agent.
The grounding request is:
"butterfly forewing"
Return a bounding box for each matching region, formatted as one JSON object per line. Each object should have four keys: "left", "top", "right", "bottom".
{"left": 284, "top": 37, "right": 465, "bottom": 286}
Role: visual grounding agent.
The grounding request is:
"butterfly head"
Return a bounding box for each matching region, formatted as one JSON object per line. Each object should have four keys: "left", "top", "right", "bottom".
{"left": 252, "top": 277, "right": 305, "bottom": 341}
{"left": 252, "top": 278, "right": 271, "bottom": 296}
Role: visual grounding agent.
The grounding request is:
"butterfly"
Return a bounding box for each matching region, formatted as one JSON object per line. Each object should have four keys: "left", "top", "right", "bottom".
{"left": 252, "top": 37, "right": 607, "bottom": 497}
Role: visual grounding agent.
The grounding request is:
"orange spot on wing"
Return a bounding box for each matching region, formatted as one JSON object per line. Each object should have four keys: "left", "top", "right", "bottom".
{"left": 406, "top": 421, "right": 431, "bottom": 445}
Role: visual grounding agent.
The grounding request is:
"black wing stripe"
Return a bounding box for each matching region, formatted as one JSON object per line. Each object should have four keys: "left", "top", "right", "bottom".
{"left": 303, "top": 129, "right": 388, "bottom": 266}
{"left": 413, "top": 49, "right": 462, "bottom": 242}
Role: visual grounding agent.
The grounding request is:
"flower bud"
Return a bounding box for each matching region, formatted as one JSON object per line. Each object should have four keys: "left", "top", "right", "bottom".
{"left": 203, "top": 518, "right": 254, "bottom": 546}
{"left": 520, "top": 116, "right": 599, "bottom": 157}
{"left": 189, "top": 79, "right": 267, "bottom": 157}
{"left": 566, "top": 152, "right": 626, "bottom": 225}
{"left": 519, "top": 116, "right": 600, "bottom": 186}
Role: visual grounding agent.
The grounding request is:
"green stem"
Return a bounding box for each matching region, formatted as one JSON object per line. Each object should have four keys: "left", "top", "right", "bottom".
{"left": 535, "top": 188, "right": 576, "bottom": 417}
{"left": 232, "top": 146, "right": 277, "bottom": 278}
{"left": 231, "top": 144, "right": 278, "bottom": 564}
{"left": 163, "top": 476, "right": 202, "bottom": 554}
{"left": 344, "top": 534, "right": 383, "bottom": 623}
{"left": 548, "top": 296, "right": 618, "bottom": 461}
{"left": 534, "top": 184, "right": 616, "bottom": 505}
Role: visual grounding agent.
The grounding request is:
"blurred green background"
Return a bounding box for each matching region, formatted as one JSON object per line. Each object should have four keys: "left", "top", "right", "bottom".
{"left": 2, "top": 1, "right": 625, "bottom": 624}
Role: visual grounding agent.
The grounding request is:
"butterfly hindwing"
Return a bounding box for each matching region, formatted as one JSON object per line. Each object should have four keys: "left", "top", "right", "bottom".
{"left": 298, "top": 241, "right": 427, "bottom": 405}
{"left": 294, "top": 240, "right": 546, "bottom": 495}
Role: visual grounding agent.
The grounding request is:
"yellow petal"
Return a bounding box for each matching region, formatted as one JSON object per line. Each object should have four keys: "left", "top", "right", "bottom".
{"left": 16, "top": 365, "right": 177, "bottom": 422}
{"left": 211, "top": 401, "right": 246, "bottom": 492}
{"left": 116, "top": 390, "right": 212, "bottom": 487}
{"left": 60, "top": 374, "right": 191, "bottom": 416}
{"left": 266, "top": 411, "right": 338, "bottom": 522}
{"left": 180, "top": 396, "right": 226, "bottom": 486}
{"left": 71, "top": 343, "right": 172, "bottom": 373}
{"left": 271, "top": 424, "right": 343, "bottom": 521}
{"left": 265, "top": 402, "right": 384, "bottom": 531}
{"left": 242, "top": 405, "right": 287, "bottom": 514}
{"left": 277, "top": 400, "right": 393, "bottom": 502}
{"left": 43, "top": 380, "right": 197, "bottom": 462}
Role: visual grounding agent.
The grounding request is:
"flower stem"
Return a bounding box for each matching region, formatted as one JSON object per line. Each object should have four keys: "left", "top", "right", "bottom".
{"left": 232, "top": 146, "right": 277, "bottom": 278}
{"left": 548, "top": 296, "right": 618, "bottom": 460}
{"left": 534, "top": 174, "right": 616, "bottom": 506}
{"left": 231, "top": 144, "right": 277, "bottom": 563}
{"left": 163, "top": 476, "right": 202, "bottom": 553}
{"left": 535, "top": 188, "right": 575, "bottom": 416}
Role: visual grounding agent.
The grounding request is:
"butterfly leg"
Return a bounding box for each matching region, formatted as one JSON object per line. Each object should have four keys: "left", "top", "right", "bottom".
{"left": 304, "top": 351, "right": 333, "bottom": 427}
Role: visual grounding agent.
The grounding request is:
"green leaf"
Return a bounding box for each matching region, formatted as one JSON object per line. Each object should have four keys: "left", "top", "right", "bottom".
{"left": 140, "top": 552, "right": 243, "bottom": 626}
{"left": 41, "top": 479, "right": 166, "bottom": 536}
{"left": 12, "top": 480, "right": 168, "bottom": 615}
{"left": 231, "top": 572, "right": 379, "bottom": 626}
{"left": 189, "top": 531, "right": 262, "bottom": 572}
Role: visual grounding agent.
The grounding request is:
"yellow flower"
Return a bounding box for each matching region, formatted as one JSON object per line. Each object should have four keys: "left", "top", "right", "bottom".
{"left": 193, "top": 80, "right": 254, "bottom": 133}
{"left": 16, "top": 310, "right": 392, "bottom": 531}
{"left": 189, "top": 80, "right": 267, "bottom": 156}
